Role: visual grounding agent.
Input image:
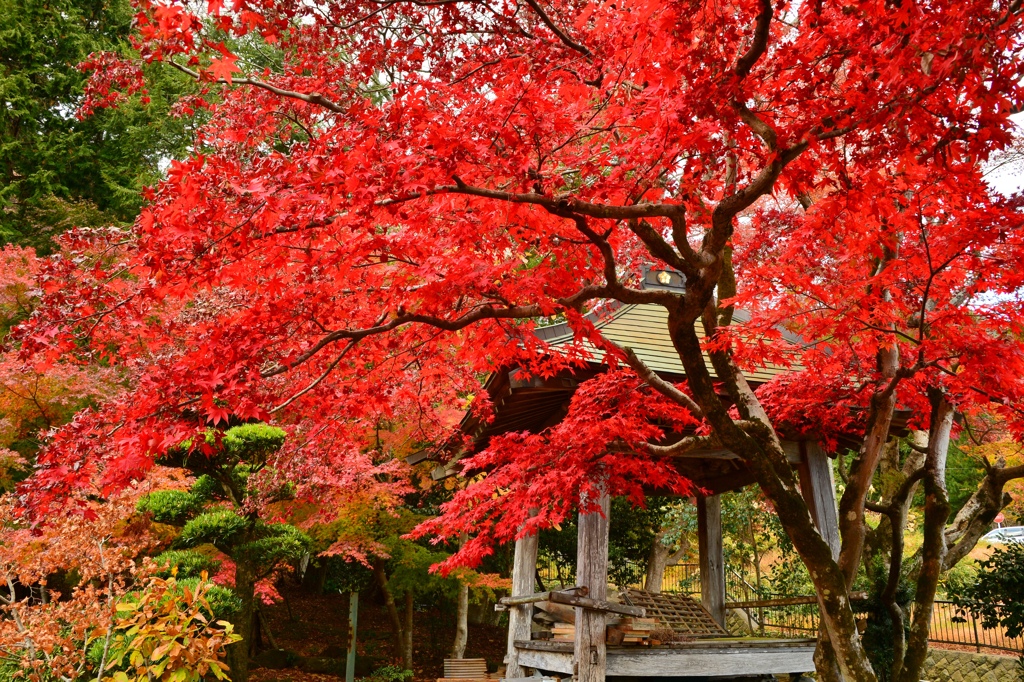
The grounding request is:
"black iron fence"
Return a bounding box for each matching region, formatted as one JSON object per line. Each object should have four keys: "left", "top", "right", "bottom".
{"left": 926, "top": 600, "right": 1024, "bottom": 655}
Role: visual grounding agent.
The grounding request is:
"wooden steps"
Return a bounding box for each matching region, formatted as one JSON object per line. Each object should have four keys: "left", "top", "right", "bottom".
{"left": 440, "top": 658, "right": 495, "bottom": 682}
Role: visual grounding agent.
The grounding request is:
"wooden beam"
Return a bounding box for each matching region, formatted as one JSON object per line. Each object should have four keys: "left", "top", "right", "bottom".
{"left": 801, "top": 442, "right": 841, "bottom": 560}
{"left": 549, "top": 591, "right": 645, "bottom": 617}
{"left": 505, "top": 516, "right": 540, "bottom": 678}
{"left": 498, "top": 590, "right": 643, "bottom": 616}
{"left": 575, "top": 491, "right": 610, "bottom": 682}
{"left": 500, "top": 586, "right": 589, "bottom": 605}
{"left": 513, "top": 641, "right": 817, "bottom": 677}
{"left": 697, "top": 494, "right": 726, "bottom": 628}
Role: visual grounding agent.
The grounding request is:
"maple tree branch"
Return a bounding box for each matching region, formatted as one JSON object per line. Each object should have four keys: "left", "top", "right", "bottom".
{"left": 627, "top": 218, "right": 700, "bottom": 277}
{"left": 734, "top": 101, "right": 777, "bottom": 151}
{"left": 568, "top": 215, "right": 620, "bottom": 286}
{"left": 167, "top": 61, "right": 344, "bottom": 114}
{"left": 260, "top": 287, "right": 615, "bottom": 375}
{"left": 269, "top": 339, "right": 361, "bottom": 413}
{"left": 734, "top": 0, "right": 773, "bottom": 80}
{"left": 614, "top": 343, "right": 705, "bottom": 419}
{"left": 381, "top": 179, "right": 686, "bottom": 222}
{"left": 864, "top": 468, "right": 926, "bottom": 516}
{"left": 521, "top": 0, "right": 591, "bottom": 55}
{"left": 645, "top": 434, "right": 719, "bottom": 457}
{"left": 669, "top": 213, "right": 709, "bottom": 269}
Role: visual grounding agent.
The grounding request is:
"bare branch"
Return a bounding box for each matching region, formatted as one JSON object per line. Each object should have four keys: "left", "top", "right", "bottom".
{"left": 168, "top": 61, "right": 344, "bottom": 113}
{"left": 269, "top": 339, "right": 361, "bottom": 413}
{"left": 646, "top": 434, "right": 719, "bottom": 457}
{"left": 521, "top": 0, "right": 592, "bottom": 56}
{"left": 615, "top": 344, "right": 705, "bottom": 419}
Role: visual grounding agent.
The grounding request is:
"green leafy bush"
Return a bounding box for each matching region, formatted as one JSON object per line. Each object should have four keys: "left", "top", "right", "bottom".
{"left": 236, "top": 523, "right": 313, "bottom": 568}
{"left": 223, "top": 423, "right": 286, "bottom": 460}
{"left": 152, "top": 549, "right": 221, "bottom": 580}
{"left": 941, "top": 560, "right": 979, "bottom": 597}
{"left": 176, "top": 509, "right": 250, "bottom": 549}
{"left": 178, "top": 578, "right": 242, "bottom": 619}
{"left": 189, "top": 474, "right": 220, "bottom": 503}
{"left": 137, "top": 490, "right": 201, "bottom": 525}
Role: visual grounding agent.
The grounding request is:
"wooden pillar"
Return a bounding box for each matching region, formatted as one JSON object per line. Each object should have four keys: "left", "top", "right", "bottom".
{"left": 697, "top": 494, "right": 726, "bottom": 628}
{"left": 799, "top": 442, "right": 841, "bottom": 560}
{"left": 574, "top": 491, "right": 610, "bottom": 682}
{"left": 505, "top": 518, "right": 540, "bottom": 678}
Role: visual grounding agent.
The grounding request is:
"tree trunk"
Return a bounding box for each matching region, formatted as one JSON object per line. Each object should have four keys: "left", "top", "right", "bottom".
{"left": 897, "top": 393, "right": 953, "bottom": 682}
{"left": 644, "top": 530, "right": 671, "bottom": 593}
{"left": 229, "top": 562, "right": 256, "bottom": 682}
{"left": 374, "top": 561, "right": 409, "bottom": 668}
{"left": 451, "top": 580, "right": 469, "bottom": 659}
{"left": 452, "top": 533, "right": 469, "bottom": 659}
{"left": 838, "top": 344, "right": 900, "bottom": 590}
{"left": 669, "top": 315, "right": 877, "bottom": 682}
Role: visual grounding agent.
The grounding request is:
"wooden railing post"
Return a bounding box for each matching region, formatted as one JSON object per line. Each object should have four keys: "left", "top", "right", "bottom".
{"left": 574, "top": 491, "right": 610, "bottom": 682}
{"left": 505, "top": 514, "right": 540, "bottom": 678}
{"left": 697, "top": 494, "right": 726, "bottom": 628}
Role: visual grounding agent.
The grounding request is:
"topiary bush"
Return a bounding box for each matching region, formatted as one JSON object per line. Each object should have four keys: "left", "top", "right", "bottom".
{"left": 178, "top": 578, "right": 243, "bottom": 619}
{"left": 176, "top": 509, "right": 250, "bottom": 549}
{"left": 152, "top": 549, "right": 221, "bottom": 580}
{"left": 137, "top": 490, "right": 202, "bottom": 525}
{"left": 235, "top": 523, "right": 312, "bottom": 568}
{"left": 223, "top": 423, "right": 286, "bottom": 461}
{"left": 189, "top": 474, "right": 220, "bottom": 503}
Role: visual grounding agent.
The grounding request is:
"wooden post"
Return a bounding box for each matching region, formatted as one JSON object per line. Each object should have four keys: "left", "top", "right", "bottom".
{"left": 346, "top": 591, "right": 358, "bottom": 682}
{"left": 801, "top": 442, "right": 841, "bottom": 560}
{"left": 697, "top": 494, "right": 726, "bottom": 628}
{"left": 505, "top": 517, "right": 540, "bottom": 678}
{"left": 574, "top": 491, "right": 610, "bottom": 682}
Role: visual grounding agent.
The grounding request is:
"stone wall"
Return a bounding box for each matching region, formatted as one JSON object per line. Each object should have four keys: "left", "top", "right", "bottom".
{"left": 923, "top": 648, "right": 1021, "bottom": 682}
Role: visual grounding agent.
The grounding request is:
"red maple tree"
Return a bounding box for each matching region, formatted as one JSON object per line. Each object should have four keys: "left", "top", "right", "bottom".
{"left": 12, "top": 0, "right": 1024, "bottom": 679}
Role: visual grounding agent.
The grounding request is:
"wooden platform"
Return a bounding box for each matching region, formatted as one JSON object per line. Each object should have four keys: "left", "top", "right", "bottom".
{"left": 514, "top": 639, "right": 816, "bottom": 677}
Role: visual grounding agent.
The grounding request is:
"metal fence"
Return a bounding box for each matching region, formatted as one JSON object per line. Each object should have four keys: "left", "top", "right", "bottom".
{"left": 927, "top": 600, "right": 1024, "bottom": 655}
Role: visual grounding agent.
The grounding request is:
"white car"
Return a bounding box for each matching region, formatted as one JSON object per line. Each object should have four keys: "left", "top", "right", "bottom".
{"left": 981, "top": 526, "right": 1024, "bottom": 545}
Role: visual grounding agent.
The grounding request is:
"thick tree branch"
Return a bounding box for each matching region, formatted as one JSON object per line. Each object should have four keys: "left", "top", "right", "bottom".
{"left": 734, "top": 0, "right": 773, "bottom": 80}
{"left": 627, "top": 219, "right": 699, "bottom": 277}
{"left": 380, "top": 179, "right": 686, "bottom": 222}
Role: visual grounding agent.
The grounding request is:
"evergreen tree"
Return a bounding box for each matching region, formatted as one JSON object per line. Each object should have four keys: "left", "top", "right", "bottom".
{"left": 0, "top": 0, "right": 194, "bottom": 251}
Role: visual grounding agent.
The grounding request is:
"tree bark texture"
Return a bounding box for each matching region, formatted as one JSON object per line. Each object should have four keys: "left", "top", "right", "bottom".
{"left": 897, "top": 393, "right": 954, "bottom": 682}
{"left": 837, "top": 344, "right": 900, "bottom": 590}
{"left": 229, "top": 561, "right": 256, "bottom": 682}
{"left": 644, "top": 528, "right": 687, "bottom": 594}
{"left": 452, "top": 580, "right": 469, "bottom": 659}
